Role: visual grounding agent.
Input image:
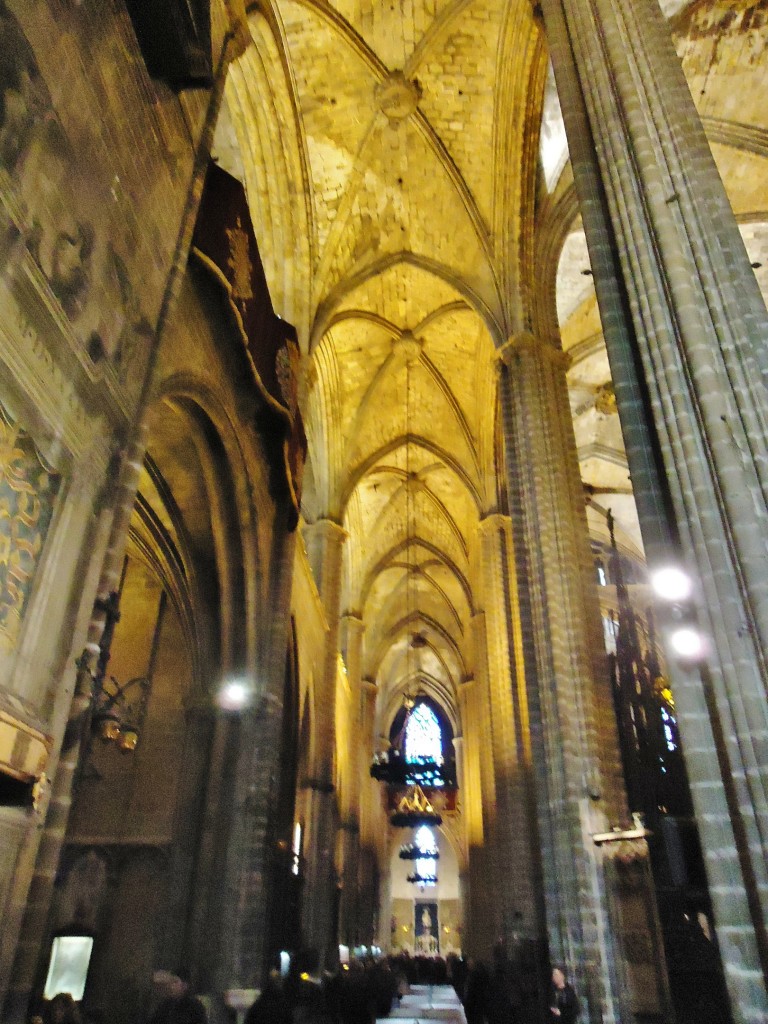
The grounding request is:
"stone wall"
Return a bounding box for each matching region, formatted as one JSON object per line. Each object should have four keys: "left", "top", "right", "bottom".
{"left": 0, "top": 0, "right": 237, "bottom": 1010}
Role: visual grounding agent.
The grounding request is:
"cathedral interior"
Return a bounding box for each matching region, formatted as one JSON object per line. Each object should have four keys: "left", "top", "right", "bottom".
{"left": 1, "top": 1, "right": 768, "bottom": 1022}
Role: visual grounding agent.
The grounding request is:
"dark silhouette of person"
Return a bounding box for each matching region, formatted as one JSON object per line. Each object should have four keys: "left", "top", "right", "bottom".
{"left": 244, "top": 971, "right": 292, "bottom": 1024}
{"left": 43, "top": 993, "right": 82, "bottom": 1024}
{"left": 487, "top": 946, "right": 521, "bottom": 1024}
{"left": 549, "top": 966, "right": 579, "bottom": 1024}
{"left": 283, "top": 949, "right": 337, "bottom": 1024}
{"left": 149, "top": 967, "right": 207, "bottom": 1024}
{"left": 463, "top": 959, "right": 490, "bottom": 1024}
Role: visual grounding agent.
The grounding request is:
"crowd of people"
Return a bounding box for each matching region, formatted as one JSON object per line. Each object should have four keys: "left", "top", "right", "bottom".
{"left": 238, "top": 946, "right": 578, "bottom": 1024}
{"left": 32, "top": 948, "right": 578, "bottom": 1024}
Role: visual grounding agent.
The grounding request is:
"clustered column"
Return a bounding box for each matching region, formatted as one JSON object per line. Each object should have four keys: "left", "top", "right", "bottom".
{"left": 456, "top": 659, "right": 496, "bottom": 960}
{"left": 476, "top": 514, "right": 539, "bottom": 946}
{"left": 338, "top": 612, "right": 365, "bottom": 948}
{"left": 217, "top": 521, "right": 298, "bottom": 991}
{"left": 541, "top": 1, "right": 768, "bottom": 1017}
{"left": 358, "top": 678, "right": 380, "bottom": 947}
{"left": 301, "top": 518, "right": 347, "bottom": 966}
{"left": 498, "top": 335, "right": 670, "bottom": 1023}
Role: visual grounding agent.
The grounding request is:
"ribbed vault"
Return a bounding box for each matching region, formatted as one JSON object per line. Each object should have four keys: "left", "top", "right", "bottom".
{"left": 216, "top": 0, "right": 768, "bottom": 858}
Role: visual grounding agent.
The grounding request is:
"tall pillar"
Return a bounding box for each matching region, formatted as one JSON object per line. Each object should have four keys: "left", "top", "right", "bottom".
{"left": 216, "top": 520, "right": 298, "bottom": 991}
{"left": 338, "top": 613, "right": 364, "bottom": 947}
{"left": 357, "top": 845, "right": 378, "bottom": 949}
{"left": 477, "top": 515, "right": 539, "bottom": 944}
{"left": 359, "top": 679, "right": 379, "bottom": 850}
{"left": 300, "top": 518, "right": 347, "bottom": 966}
{"left": 457, "top": 669, "right": 495, "bottom": 959}
{"left": 464, "top": 616, "right": 503, "bottom": 959}
{"left": 357, "top": 677, "right": 381, "bottom": 947}
{"left": 542, "top": 2, "right": 768, "bottom": 1016}
{"left": 498, "top": 336, "right": 670, "bottom": 1023}
{"left": 454, "top": 687, "right": 484, "bottom": 851}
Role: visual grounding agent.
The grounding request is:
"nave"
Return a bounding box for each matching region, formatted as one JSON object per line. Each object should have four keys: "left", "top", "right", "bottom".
{"left": 1, "top": 2, "right": 768, "bottom": 1024}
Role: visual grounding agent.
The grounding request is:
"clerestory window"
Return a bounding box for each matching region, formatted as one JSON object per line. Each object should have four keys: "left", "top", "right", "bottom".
{"left": 405, "top": 701, "right": 443, "bottom": 765}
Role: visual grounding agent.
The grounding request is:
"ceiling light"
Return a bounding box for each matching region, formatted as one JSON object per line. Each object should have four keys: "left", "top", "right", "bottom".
{"left": 669, "top": 627, "right": 705, "bottom": 660}
{"left": 218, "top": 679, "right": 250, "bottom": 711}
{"left": 651, "top": 566, "right": 692, "bottom": 602}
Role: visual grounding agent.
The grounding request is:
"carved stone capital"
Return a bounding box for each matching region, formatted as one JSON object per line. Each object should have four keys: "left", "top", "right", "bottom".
{"left": 496, "top": 332, "right": 571, "bottom": 371}
{"left": 478, "top": 512, "right": 511, "bottom": 536}
{"left": 306, "top": 517, "right": 347, "bottom": 541}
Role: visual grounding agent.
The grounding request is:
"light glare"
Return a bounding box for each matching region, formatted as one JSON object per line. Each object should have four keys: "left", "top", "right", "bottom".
{"left": 669, "top": 627, "right": 704, "bottom": 660}
{"left": 219, "top": 679, "right": 249, "bottom": 711}
{"left": 651, "top": 566, "right": 692, "bottom": 602}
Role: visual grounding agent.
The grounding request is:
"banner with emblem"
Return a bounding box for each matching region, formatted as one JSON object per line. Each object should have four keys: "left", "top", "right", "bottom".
{"left": 191, "top": 161, "right": 306, "bottom": 529}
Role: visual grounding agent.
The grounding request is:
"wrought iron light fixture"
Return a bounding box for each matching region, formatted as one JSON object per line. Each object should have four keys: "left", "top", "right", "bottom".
{"left": 91, "top": 674, "right": 148, "bottom": 753}
{"left": 83, "top": 587, "right": 154, "bottom": 758}
{"left": 399, "top": 841, "right": 440, "bottom": 861}
{"left": 390, "top": 784, "right": 442, "bottom": 827}
{"left": 406, "top": 871, "right": 438, "bottom": 886}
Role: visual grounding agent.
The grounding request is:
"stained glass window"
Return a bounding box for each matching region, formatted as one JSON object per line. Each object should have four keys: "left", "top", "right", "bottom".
{"left": 405, "top": 702, "right": 443, "bottom": 765}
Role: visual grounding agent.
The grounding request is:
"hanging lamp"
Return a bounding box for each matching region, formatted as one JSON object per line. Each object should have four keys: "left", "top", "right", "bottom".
{"left": 399, "top": 841, "right": 440, "bottom": 860}
{"left": 390, "top": 783, "right": 443, "bottom": 827}
{"left": 406, "top": 871, "right": 438, "bottom": 886}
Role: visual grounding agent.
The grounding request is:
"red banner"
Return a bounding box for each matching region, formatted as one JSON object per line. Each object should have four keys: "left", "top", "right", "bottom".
{"left": 192, "top": 161, "right": 306, "bottom": 528}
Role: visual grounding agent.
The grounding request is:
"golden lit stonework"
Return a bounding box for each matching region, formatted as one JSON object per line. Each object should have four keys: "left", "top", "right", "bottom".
{"left": 375, "top": 71, "right": 422, "bottom": 122}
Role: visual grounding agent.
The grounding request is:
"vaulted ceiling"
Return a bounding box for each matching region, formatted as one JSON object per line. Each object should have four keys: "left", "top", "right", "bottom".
{"left": 213, "top": 0, "right": 768, "bottom": 731}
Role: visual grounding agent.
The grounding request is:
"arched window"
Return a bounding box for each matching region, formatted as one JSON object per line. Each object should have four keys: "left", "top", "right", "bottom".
{"left": 404, "top": 702, "right": 443, "bottom": 765}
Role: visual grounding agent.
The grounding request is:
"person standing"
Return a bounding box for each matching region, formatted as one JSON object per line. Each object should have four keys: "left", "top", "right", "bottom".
{"left": 149, "top": 968, "right": 207, "bottom": 1024}
{"left": 463, "top": 959, "right": 490, "bottom": 1024}
{"left": 42, "top": 993, "right": 82, "bottom": 1024}
{"left": 549, "top": 966, "right": 579, "bottom": 1024}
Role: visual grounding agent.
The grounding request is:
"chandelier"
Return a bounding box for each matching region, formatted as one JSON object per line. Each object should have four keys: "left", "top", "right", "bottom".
{"left": 399, "top": 841, "right": 440, "bottom": 861}
{"left": 390, "top": 784, "right": 443, "bottom": 827}
{"left": 407, "top": 871, "right": 438, "bottom": 885}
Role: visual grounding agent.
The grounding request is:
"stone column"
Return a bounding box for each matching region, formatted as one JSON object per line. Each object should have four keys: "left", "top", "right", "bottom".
{"left": 477, "top": 514, "right": 540, "bottom": 945}
{"left": 338, "top": 613, "right": 364, "bottom": 946}
{"left": 357, "top": 677, "right": 381, "bottom": 947}
{"left": 216, "top": 519, "right": 298, "bottom": 991}
{"left": 357, "top": 845, "right": 378, "bottom": 948}
{"left": 497, "top": 336, "right": 670, "bottom": 1023}
{"left": 542, "top": 2, "right": 768, "bottom": 1016}
{"left": 359, "top": 679, "right": 378, "bottom": 849}
{"left": 454, "top": 688, "right": 484, "bottom": 851}
{"left": 466, "top": 614, "right": 503, "bottom": 959}
{"left": 455, "top": 677, "right": 486, "bottom": 958}
{"left": 300, "top": 518, "right": 347, "bottom": 967}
